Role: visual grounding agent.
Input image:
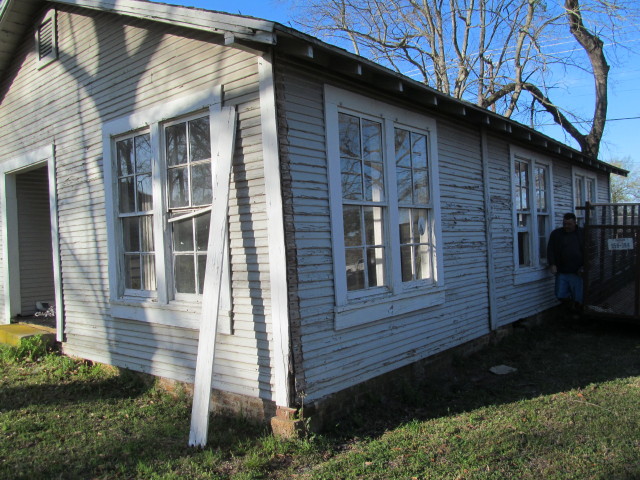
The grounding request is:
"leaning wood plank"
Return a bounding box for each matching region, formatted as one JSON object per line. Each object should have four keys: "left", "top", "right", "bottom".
{"left": 189, "top": 106, "right": 237, "bottom": 448}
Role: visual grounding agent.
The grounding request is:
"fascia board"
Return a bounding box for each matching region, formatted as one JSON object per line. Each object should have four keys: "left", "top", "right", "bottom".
{"left": 51, "top": 0, "right": 276, "bottom": 43}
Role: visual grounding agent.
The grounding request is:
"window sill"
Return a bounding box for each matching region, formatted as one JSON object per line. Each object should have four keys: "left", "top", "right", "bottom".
{"left": 514, "top": 267, "right": 552, "bottom": 285}
{"left": 110, "top": 298, "right": 231, "bottom": 334}
{"left": 334, "top": 286, "right": 446, "bottom": 330}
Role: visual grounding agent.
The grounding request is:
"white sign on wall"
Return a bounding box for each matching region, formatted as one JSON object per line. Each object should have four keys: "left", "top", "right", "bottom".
{"left": 607, "top": 238, "right": 634, "bottom": 251}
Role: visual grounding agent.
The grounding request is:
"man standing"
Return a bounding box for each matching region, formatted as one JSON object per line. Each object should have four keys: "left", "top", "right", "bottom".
{"left": 547, "top": 212, "right": 584, "bottom": 308}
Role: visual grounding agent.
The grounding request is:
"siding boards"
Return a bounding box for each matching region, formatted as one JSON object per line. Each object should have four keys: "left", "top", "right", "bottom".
{"left": 278, "top": 64, "right": 491, "bottom": 403}
{"left": 0, "top": 7, "right": 274, "bottom": 401}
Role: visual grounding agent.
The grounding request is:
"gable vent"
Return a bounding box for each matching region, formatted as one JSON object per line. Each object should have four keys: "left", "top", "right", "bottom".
{"left": 36, "top": 10, "right": 58, "bottom": 69}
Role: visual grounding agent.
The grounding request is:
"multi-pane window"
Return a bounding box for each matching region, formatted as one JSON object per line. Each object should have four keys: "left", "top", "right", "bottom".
{"left": 112, "top": 111, "right": 218, "bottom": 300}
{"left": 395, "top": 128, "right": 433, "bottom": 283}
{"left": 512, "top": 150, "right": 552, "bottom": 269}
{"left": 337, "top": 113, "right": 438, "bottom": 294}
{"left": 104, "top": 88, "right": 233, "bottom": 331}
{"left": 116, "top": 133, "right": 156, "bottom": 292}
{"left": 514, "top": 159, "right": 531, "bottom": 266}
{"left": 165, "top": 115, "right": 212, "bottom": 295}
{"left": 339, "top": 113, "right": 386, "bottom": 291}
{"left": 328, "top": 87, "right": 443, "bottom": 309}
{"left": 326, "top": 86, "right": 444, "bottom": 327}
{"left": 535, "top": 165, "right": 550, "bottom": 265}
{"left": 574, "top": 171, "right": 596, "bottom": 224}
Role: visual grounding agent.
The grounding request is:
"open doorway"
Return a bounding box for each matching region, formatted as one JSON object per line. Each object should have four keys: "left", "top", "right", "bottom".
{"left": 14, "top": 166, "right": 56, "bottom": 321}
{"left": 1, "top": 145, "right": 63, "bottom": 340}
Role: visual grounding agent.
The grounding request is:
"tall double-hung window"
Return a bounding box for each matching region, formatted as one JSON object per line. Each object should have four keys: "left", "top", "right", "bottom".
{"left": 103, "top": 88, "right": 231, "bottom": 332}
{"left": 116, "top": 133, "right": 155, "bottom": 293}
{"left": 511, "top": 147, "right": 553, "bottom": 283}
{"left": 326, "top": 86, "right": 444, "bottom": 330}
{"left": 573, "top": 168, "right": 597, "bottom": 224}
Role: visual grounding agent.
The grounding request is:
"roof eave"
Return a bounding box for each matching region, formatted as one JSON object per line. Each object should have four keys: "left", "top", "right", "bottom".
{"left": 273, "top": 24, "right": 627, "bottom": 177}
{"left": 53, "top": 0, "right": 277, "bottom": 43}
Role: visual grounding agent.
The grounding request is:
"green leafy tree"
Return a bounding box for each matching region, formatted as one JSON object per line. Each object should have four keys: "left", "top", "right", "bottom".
{"left": 609, "top": 157, "right": 640, "bottom": 202}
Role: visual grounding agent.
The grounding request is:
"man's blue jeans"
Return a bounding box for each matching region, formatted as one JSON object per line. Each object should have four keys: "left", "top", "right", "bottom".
{"left": 555, "top": 273, "right": 583, "bottom": 304}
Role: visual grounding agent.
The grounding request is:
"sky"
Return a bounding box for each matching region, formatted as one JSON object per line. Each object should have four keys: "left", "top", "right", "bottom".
{"left": 161, "top": 0, "right": 640, "bottom": 172}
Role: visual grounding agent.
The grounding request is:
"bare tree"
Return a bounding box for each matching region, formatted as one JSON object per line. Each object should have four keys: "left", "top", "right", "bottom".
{"left": 294, "top": 0, "right": 636, "bottom": 159}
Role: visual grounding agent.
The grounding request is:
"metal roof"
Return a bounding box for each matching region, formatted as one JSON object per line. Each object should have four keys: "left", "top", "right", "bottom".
{"left": 0, "top": 0, "right": 628, "bottom": 176}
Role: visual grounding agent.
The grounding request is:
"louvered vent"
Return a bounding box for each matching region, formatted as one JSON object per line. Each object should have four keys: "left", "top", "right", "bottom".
{"left": 36, "top": 10, "right": 57, "bottom": 68}
{"left": 38, "top": 19, "right": 54, "bottom": 60}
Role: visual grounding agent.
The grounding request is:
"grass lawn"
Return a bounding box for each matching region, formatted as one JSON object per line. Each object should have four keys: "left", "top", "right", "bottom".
{"left": 1, "top": 317, "right": 639, "bottom": 479}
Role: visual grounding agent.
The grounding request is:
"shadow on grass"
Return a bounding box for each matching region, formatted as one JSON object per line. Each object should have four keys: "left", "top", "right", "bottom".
{"left": 0, "top": 364, "right": 267, "bottom": 480}
{"left": 323, "top": 317, "right": 640, "bottom": 439}
{"left": 0, "top": 373, "right": 150, "bottom": 412}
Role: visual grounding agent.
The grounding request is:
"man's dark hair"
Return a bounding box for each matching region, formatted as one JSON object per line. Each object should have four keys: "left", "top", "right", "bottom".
{"left": 563, "top": 212, "right": 577, "bottom": 221}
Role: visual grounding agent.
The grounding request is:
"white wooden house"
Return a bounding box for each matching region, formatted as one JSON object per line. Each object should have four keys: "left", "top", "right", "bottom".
{"left": 0, "top": 0, "right": 626, "bottom": 429}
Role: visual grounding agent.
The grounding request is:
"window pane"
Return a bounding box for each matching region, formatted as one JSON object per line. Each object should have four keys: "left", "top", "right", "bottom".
{"left": 135, "top": 133, "right": 152, "bottom": 174}
{"left": 395, "top": 129, "right": 411, "bottom": 167}
{"left": 166, "top": 123, "right": 187, "bottom": 167}
{"left": 515, "top": 161, "right": 529, "bottom": 211}
{"left": 535, "top": 166, "right": 547, "bottom": 211}
{"left": 343, "top": 205, "right": 362, "bottom": 247}
{"left": 362, "top": 119, "right": 382, "bottom": 163}
{"left": 168, "top": 167, "right": 189, "bottom": 208}
{"left": 118, "top": 178, "right": 135, "bottom": 213}
{"left": 197, "top": 254, "right": 207, "bottom": 294}
{"left": 413, "top": 169, "right": 429, "bottom": 204}
{"left": 396, "top": 167, "right": 412, "bottom": 204}
{"left": 400, "top": 245, "right": 413, "bottom": 282}
{"left": 339, "top": 113, "right": 360, "bottom": 158}
{"left": 136, "top": 173, "right": 153, "bottom": 212}
{"left": 398, "top": 208, "right": 411, "bottom": 244}
{"left": 364, "top": 207, "right": 384, "bottom": 246}
{"left": 575, "top": 177, "right": 584, "bottom": 207}
{"left": 517, "top": 213, "right": 528, "bottom": 228}
{"left": 416, "top": 244, "right": 432, "bottom": 280}
{"left": 538, "top": 215, "right": 548, "bottom": 262}
{"left": 412, "top": 134, "right": 428, "bottom": 169}
{"left": 122, "top": 217, "right": 139, "bottom": 252}
{"left": 363, "top": 160, "right": 384, "bottom": 202}
{"left": 174, "top": 255, "right": 196, "bottom": 294}
{"left": 173, "top": 217, "right": 194, "bottom": 252}
{"left": 341, "top": 157, "right": 363, "bottom": 200}
{"left": 345, "top": 248, "right": 365, "bottom": 291}
{"left": 518, "top": 231, "right": 530, "bottom": 266}
{"left": 142, "top": 254, "right": 156, "bottom": 291}
{"left": 191, "top": 162, "right": 212, "bottom": 206}
{"left": 366, "top": 247, "right": 385, "bottom": 288}
{"left": 124, "top": 254, "right": 141, "bottom": 289}
{"left": 140, "top": 215, "right": 154, "bottom": 252}
{"left": 189, "top": 117, "right": 211, "bottom": 162}
{"left": 196, "top": 212, "right": 210, "bottom": 251}
{"left": 117, "top": 138, "right": 134, "bottom": 176}
{"left": 586, "top": 178, "right": 595, "bottom": 202}
{"left": 414, "top": 209, "right": 429, "bottom": 243}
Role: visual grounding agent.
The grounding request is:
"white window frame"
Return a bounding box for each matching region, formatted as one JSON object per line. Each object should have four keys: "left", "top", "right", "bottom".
{"left": 102, "top": 87, "right": 231, "bottom": 333}
{"left": 325, "top": 85, "right": 445, "bottom": 330}
{"left": 36, "top": 9, "right": 58, "bottom": 69}
{"left": 510, "top": 146, "right": 554, "bottom": 285}
{"left": 572, "top": 167, "right": 597, "bottom": 225}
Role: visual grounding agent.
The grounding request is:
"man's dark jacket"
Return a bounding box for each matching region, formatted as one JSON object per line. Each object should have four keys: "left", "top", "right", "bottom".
{"left": 547, "top": 226, "right": 584, "bottom": 274}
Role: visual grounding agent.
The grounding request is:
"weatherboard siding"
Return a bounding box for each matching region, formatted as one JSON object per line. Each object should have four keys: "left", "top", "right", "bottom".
{"left": 277, "top": 64, "right": 493, "bottom": 403}
{"left": 0, "top": 6, "right": 274, "bottom": 399}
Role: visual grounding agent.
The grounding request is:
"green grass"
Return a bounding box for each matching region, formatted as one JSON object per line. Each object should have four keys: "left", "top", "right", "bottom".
{"left": 1, "top": 319, "right": 639, "bottom": 479}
